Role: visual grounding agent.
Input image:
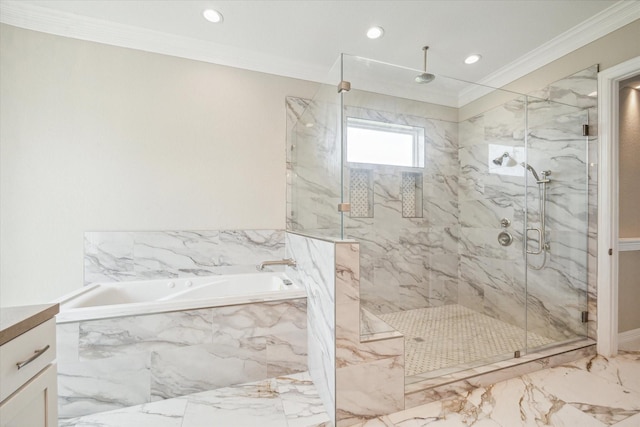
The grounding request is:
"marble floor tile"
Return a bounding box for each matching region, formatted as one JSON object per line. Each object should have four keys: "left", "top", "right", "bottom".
{"left": 180, "top": 385, "right": 287, "bottom": 427}
{"left": 61, "top": 371, "right": 329, "bottom": 427}
{"left": 275, "top": 372, "right": 332, "bottom": 427}
{"left": 60, "top": 351, "right": 640, "bottom": 427}
{"left": 58, "top": 398, "right": 188, "bottom": 427}
{"left": 347, "top": 351, "right": 640, "bottom": 427}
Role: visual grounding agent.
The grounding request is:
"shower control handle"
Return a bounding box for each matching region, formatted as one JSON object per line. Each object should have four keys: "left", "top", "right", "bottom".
{"left": 497, "top": 231, "right": 513, "bottom": 247}
{"left": 526, "top": 228, "right": 543, "bottom": 255}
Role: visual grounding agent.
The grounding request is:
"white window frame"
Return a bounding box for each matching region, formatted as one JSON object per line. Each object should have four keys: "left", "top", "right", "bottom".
{"left": 346, "top": 117, "right": 425, "bottom": 168}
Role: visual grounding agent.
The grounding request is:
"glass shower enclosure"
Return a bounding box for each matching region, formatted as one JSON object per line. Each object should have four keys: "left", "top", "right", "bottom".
{"left": 287, "top": 54, "right": 591, "bottom": 382}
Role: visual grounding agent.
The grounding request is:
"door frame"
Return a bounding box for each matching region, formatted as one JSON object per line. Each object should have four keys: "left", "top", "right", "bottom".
{"left": 596, "top": 56, "right": 640, "bottom": 357}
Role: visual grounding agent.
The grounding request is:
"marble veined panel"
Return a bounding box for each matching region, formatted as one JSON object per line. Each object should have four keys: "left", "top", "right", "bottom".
{"left": 57, "top": 322, "right": 79, "bottom": 363}
{"left": 150, "top": 340, "right": 267, "bottom": 400}
{"left": 335, "top": 357, "right": 405, "bottom": 427}
{"left": 459, "top": 198, "right": 515, "bottom": 229}
{"left": 422, "top": 174, "right": 459, "bottom": 226}
{"left": 57, "top": 353, "right": 151, "bottom": 419}
{"left": 84, "top": 232, "right": 134, "bottom": 284}
{"left": 78, "top": 309, "right": 214, "bottom": 360}
{"left": 84, "top": 229, "right": 285, "bottom": 284}
{"left": 209, "top": 300, "right": 306, "bottom": 347}
{"left": 132, "top": 230, "right": 285, "bottom": 278}
{"left": 266, "top": 330, "right": 308, "bottom": 378}
{"left": 179, "top": 379, "right": 287, "bottom": 427}
{"left": 458, "top": 114, "right": 485, "bottom": 148}
{"left": 548, "top": 65, "right": 598, "bottom": 109}
{"left": 58, "top": 398, "right": 188, "bottom": 427}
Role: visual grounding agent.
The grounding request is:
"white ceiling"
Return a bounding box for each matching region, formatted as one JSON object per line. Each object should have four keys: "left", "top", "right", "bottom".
{"left": 2, "top": 1, "right": 639, "bottom": 101}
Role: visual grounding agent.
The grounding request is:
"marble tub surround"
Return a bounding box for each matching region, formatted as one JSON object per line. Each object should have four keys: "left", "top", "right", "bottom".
{"left": 56, "top": 298, "right": 307, "bottom": 419}
{"left": 84, "top": 229, "right": 285, "bottom": 284}
{"left": 59, "top": 371, "right": 331, "bottom": 427}
{"left": 335, "top": 241, "right": 405, "bottom": 427}
{"left": 351, "top": 349, "right": 640, "bottom": 427}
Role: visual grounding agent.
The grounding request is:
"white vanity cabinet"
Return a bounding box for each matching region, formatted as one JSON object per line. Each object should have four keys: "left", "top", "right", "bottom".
{"left": 0, "top": 304, "right": 59, "bottom": 427}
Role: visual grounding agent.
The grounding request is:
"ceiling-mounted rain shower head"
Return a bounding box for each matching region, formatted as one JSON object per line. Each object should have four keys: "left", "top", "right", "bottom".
{"left": 415, "top": 46, "right": 435, "bottom": 84}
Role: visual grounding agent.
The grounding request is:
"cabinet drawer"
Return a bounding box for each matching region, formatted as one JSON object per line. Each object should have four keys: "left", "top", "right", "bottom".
{"left": 0, "top": 318, "right": 56, "bottom": 402}
{"left": 0, "top": 363, "right": 58, "bottom": 427}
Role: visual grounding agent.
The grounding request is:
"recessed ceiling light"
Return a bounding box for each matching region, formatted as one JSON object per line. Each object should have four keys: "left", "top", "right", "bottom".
{"left": 203, "top": 9, "right": 223, "bottom": 23}
{"left": 464, "top": 54, "right": 482, "bottom": 65}
{"left": 366, "top": 26, "right": 384, "bottom": 39}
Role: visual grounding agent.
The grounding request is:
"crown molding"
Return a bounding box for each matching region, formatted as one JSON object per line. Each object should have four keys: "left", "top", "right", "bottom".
{"left": 458, "top": 0, "right": 640, "bottom": 106}
{"left": 0, "top": 0, "right": 329, "bottom": 83}
{"left": 1, "top": 0, "right": 638, "bottom": 105}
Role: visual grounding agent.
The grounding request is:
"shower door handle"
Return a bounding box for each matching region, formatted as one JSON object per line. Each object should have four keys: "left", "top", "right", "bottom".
{"left": 526, "top": 228, "right": 543, "bottom": 255}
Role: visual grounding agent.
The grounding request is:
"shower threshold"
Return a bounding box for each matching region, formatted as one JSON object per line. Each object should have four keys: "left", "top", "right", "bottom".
{"left": 404, "top": 338, "right": 595, "bottom": 407}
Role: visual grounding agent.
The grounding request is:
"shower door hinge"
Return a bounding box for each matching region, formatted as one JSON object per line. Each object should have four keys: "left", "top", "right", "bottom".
{"left": 338, "top": 80, "right": 351, "bottom": 93}
{"left": 609, "top": 248, "right": 613, "bottom": 256}
{"left": 338, "top": 203, "right": 351, "bottom": 212}
{"left": 582, "top": 124, "right": 590, "bottom": 136}
{"left": 514, "top": 350, "right": 521, "bottom": 358}
{"left": 581, "top": 311, "right": 589, "bottom": 323}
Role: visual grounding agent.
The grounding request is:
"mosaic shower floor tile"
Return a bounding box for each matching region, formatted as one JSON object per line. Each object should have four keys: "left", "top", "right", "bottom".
{"left": 379, "top": 304, "right": 554, "bottom": 376}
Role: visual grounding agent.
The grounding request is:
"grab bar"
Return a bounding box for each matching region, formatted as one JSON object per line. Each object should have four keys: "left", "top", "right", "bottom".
{"left": 256, "top": 258, "right": 297, "bottom": 271}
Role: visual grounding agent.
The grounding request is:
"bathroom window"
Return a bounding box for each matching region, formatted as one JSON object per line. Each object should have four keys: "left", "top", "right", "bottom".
{"left": 346, "top": 117, "right": 425, "bottom": 168}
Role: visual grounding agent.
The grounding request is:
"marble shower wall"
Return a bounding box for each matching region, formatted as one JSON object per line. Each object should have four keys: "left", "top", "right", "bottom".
{"left": 286, "top": 95, "right": 461, "bottom": 317}
{"left": 457, "top": 97, "right": 528, "bottom": 335}
{"left": 343, "top": 104, "right": 460, "bottom": 316}
{"left": 56, "top": 298, "right": 307, "bottom": 420}
{"left": 84, "top": 229, "right": 284, "bottom": 285}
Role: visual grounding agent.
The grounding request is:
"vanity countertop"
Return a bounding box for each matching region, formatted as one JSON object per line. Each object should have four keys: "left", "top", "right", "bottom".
{"left": 0, "top": 303, "right": 59, "bottom": 346}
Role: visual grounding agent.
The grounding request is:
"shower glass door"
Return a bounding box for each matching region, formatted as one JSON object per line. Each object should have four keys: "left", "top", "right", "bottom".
{"left": 524, "top": 96, "right": 590, "bottom": 350}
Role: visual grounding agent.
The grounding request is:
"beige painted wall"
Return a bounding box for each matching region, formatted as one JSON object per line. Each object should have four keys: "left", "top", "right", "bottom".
{"left": 2, "top": 19, "right": 639, "bottom": 307}
{"left": 618, "top": 86, "right": 640, "bottom": 333}
{"left": 460, "top": 19, "right": 640, "bottom": 120}
{"left": 0, "top": 24, "right": 318, "bottom": 306}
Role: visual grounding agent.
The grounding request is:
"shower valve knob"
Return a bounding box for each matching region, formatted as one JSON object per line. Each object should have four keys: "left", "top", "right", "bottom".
{"left": 500, "top": 218, "right": 511, "bottom": 228}
{"left": 498, "top": 231, "right": 513, "bottom": 247}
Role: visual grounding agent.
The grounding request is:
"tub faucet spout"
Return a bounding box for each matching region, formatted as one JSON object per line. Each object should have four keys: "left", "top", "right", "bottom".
{"left": 256, "top": 258, "right": 297, "bottom": 271}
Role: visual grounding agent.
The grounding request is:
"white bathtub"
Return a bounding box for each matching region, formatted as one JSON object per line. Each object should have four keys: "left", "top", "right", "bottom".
{"left": 55, "top": 272, "right": 305, "bottom": 323}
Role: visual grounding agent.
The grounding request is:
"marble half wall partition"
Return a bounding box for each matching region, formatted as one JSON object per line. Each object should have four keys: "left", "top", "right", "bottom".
{"left": 285, "top": 232, "right": 336, "bottom": 424}
{"left": 285, "top": 232, "right": 405, "bottom": 427}
{"left": 56, "top": 298, "right": 307, "bottom": 420}
{"left": 84, "top": 229, "right": 284, "bottom": 284}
